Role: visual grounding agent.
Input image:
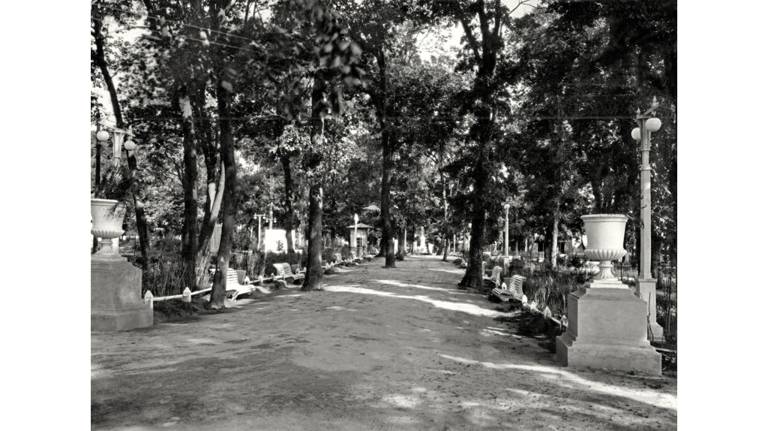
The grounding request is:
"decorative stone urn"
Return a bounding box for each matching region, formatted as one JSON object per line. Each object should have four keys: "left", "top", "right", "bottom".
{"left": 555, "top": 213, "right": 661, "bottom": 375}
{"left": 91, "top": 198, "right": 126, "bottom": 259}
{"left": 581, "top": 214, "right": 628, "bottom": 287}
{"left": 91, "top": 198, "right": 153, "bottom": 331}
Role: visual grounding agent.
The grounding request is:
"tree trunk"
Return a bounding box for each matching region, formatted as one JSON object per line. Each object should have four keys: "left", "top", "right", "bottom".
{"left": 178, "top": 92, "right": 199, "bottom": 289}
{"left": 92, "top": 16, "right": 150, "bottom": 269}
{"left": 195, "top": 164, "right": 225, "bottom": 289}
{"left": 457, "top": 10, "right": 497, "bottom": 289}
{"left": 302, "top": 73, "right": 327, "bottom": 291}
{"left": 280, "top": 153, "right": 296, "bottom": 253}
{"left": 377, "top": 236, "right": 386, "bottom": 257}
{"left": 209, "top": 80, "right": 238, "bottom": 309}
{"left": 396, "top": 225, "right": 406, "bottom": 260}
{"left": 442, "top": 172, "right": 449, "bottom": 262}
{"left": 458, "top": 122, "right": 491, "bottom": 289}
{"left": 380, "top": 131, "right": 396, "bottom": 268}
{"left": 303, "top": 183, "right": 324, "bottom": 290}
{"left": 459, "top": 209, "right": 486, "bottom": 289}
{"left": 373, "top": 49, "right": 396, "bottom": 268}
{"left": 194, "top": 83, "right": 218, "bottom": 247}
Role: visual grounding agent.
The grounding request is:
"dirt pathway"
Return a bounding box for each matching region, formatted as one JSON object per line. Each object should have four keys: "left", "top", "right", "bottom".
{"left": 92, "top": 255, "right": 677, "bottom": 430}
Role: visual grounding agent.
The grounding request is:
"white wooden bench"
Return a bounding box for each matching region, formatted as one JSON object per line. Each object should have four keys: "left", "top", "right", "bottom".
{"left": 490, "top": 274, "right": 526, "bottom": 302}
{"left": 225, "top": 268, "right": 270, "bottom": 300}
{"left": 483, "top": 265, "right": 503, "bottom": 287}
{"left": 272, "top": 262, "right": 305, "bottom": 284}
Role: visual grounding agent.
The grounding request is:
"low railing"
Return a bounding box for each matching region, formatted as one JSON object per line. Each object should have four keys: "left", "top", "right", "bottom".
{"left": 145, "top": 256, "right": 367, "bottom": 304}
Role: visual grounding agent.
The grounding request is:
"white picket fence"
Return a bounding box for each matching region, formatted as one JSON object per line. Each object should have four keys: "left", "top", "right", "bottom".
{"left": 142, "top": 257, "right": 364, "bottom": 308}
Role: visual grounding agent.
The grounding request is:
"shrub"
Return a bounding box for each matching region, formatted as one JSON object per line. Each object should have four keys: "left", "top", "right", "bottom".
{"left": 520, "top": 271, "right": 588, "bottom": 317}
{"left": 322, "top": 247, "right": 336, "bottom": 263}
{"left": 142, "top": 254, "right": 189, "bottom": 297}
{"left": 568, "top": 255, "right": 586, "bottom": 269}
{"left": 341, "top": 245, "right": 352, "bottom": 260}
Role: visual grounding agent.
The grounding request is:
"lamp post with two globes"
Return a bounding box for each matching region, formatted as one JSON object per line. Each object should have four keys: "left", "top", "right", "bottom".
{"left": 631, "top": 98, "right": 665, "bottom": 342}
{"left": 353, "top": 213, "right": 359, "bottom": 257}
{"left": 503, "top": 203, "right": 510, "bottom": 257}
{"left": 95, "top": 128, "right": 111, "bottom": 191}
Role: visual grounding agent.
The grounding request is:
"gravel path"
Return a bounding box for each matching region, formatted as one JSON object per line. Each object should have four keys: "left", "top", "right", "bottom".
{"left": 92, "top": 255, "right": 677, "bottom": 430}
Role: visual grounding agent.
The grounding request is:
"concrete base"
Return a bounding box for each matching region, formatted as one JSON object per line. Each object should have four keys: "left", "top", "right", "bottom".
{"left": 92, "top": 258, "right": 153, "bottom": 331}
{"left": 637, "top": 279, "right": 665, "bottom": 343}
{"left": 556, "top": 286, "right": 661, "bottom": 376}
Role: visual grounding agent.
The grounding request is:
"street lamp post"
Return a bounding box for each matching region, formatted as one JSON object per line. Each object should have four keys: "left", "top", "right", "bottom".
{"left": 514, "top": 209, "right": 519, "bottom": 257}
{"left": 353, "top": 213, "right": 359, "bottom": 258}
{"left": 254, "top": 214, "right": 264, "bottom": 251}
{"left": 93, "top": 129, "right": 111, "bottom": 254}
{"left": 632, "top": 98, "right": 665, "bottom": 343}
{"left": 503, "top": 203, "right": 510, "bottom": 257}
{"left": 95, "top": 129, "right": 110, "bottom": 190}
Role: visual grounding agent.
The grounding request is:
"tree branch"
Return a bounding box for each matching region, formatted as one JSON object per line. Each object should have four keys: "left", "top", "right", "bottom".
{"left": 459, "top": 17, "right": 482, "bottom": 63}
{"left": 500, "top": 0, "right": 534, "bottom": 34}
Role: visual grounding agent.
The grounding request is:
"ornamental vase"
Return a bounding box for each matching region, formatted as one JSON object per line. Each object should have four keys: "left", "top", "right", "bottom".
{"left": 91, "top": 198, "right": 126, "bottom": 257}
{"left": 581, "top": 214, "right": 628, "bottom": 284}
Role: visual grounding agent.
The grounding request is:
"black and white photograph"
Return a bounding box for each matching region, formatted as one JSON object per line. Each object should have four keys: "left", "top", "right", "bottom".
{"left": 7, "top": 0, "right": 768, "bottom": 429}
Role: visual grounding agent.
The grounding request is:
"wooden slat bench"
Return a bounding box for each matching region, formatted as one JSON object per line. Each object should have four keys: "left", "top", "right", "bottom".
{"left": 225, "top": 268, "right": 270, "bottom": 300}
{"left": 483, "top": 265, "right": 503, "bottom": 287}
{"left": 273, "top": 262, "right": 305, "bottom": 284}
{"left": 490, "top": 274, "right": 526, "bottom": 302}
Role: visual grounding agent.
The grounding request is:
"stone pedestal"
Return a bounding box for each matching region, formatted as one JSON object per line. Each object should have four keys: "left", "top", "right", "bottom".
{"left": 555, "top": 285, "right": 661, "bottom": 375}
{"left": 637, "top": 278, "right": 665, "bottom": 343}
{"left": 92, "top": 258, "right": 153, "bottom": 331}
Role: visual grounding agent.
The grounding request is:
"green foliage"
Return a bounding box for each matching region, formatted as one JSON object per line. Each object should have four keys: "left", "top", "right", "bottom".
{"left": 520, "top": 270, "right": 587, "bottom": 317}
{"left": 94, "top": 163, "right": 132, "bottom": 201}
{"left": 509, "top": 0, "right": 677, "bottom": 261}
{"left": 91, "top": 0, "right": 676, "bottom": 281}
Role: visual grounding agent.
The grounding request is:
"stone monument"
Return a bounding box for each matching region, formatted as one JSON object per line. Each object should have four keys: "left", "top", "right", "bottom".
{"left": 91, "top": 199, "right": 153, "bottom": 331}
{"left": 555, "top": 214, "right": 661, "bottom": 375}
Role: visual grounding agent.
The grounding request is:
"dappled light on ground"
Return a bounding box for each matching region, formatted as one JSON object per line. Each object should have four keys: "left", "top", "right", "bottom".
{"left": 428, "top": 267, "right": 466, "bottom": 275}
{"left": 373, "top": 279, "right": 462, "bottom": 293}
{"left": 438, "top": 353, "right": 677, "bottom": 410}
{"left": 381, "top": 393, "right": 422, "bottom": 409}
{"left": 323, "top": 284, "right": 514, "bottom": 318}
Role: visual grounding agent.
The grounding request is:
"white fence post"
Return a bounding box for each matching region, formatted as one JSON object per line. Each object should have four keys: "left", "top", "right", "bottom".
{"left": 182, "top": 287, "right": 192, "bottom": 303}
{"left": 143, "top": 290, "right": 154, "bottom": 309}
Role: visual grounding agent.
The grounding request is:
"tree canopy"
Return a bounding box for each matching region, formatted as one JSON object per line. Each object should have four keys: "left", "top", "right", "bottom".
{"left": 91, "top": 0, "right": 677, "bottom": 300}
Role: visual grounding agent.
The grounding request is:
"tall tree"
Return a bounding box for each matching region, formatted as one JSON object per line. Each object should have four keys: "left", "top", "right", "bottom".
{"left": 343, "top": 1, "right": 427, "bottom": 268}
{"left": 428, "top": 0, "right": 532, "bottom": 288}
{"left": 264, "top": 0, "right": 363, "bottom": 290}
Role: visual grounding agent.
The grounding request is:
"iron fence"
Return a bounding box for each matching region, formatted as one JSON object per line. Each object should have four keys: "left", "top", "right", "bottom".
{"left": 614, "top": 262, "right": 677, "bottom": 346}
{"left": 656, "top": 265, "right": 677, "bottom": 346}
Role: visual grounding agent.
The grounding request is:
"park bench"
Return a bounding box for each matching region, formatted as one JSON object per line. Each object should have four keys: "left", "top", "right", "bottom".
{"left": 273, "top": 262, "right": 305, "bottom": 284}
{"left": 225, "top": 268, "right": 271, "bottom": 300}
{"left": 485, "top": 265, "right": 503, "bottom": 286}
{"left": 225, "top": 268, "right": 254, "bottom": 300}
{"left": 490, "top": 274, "right": 526, "bottom": 302}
